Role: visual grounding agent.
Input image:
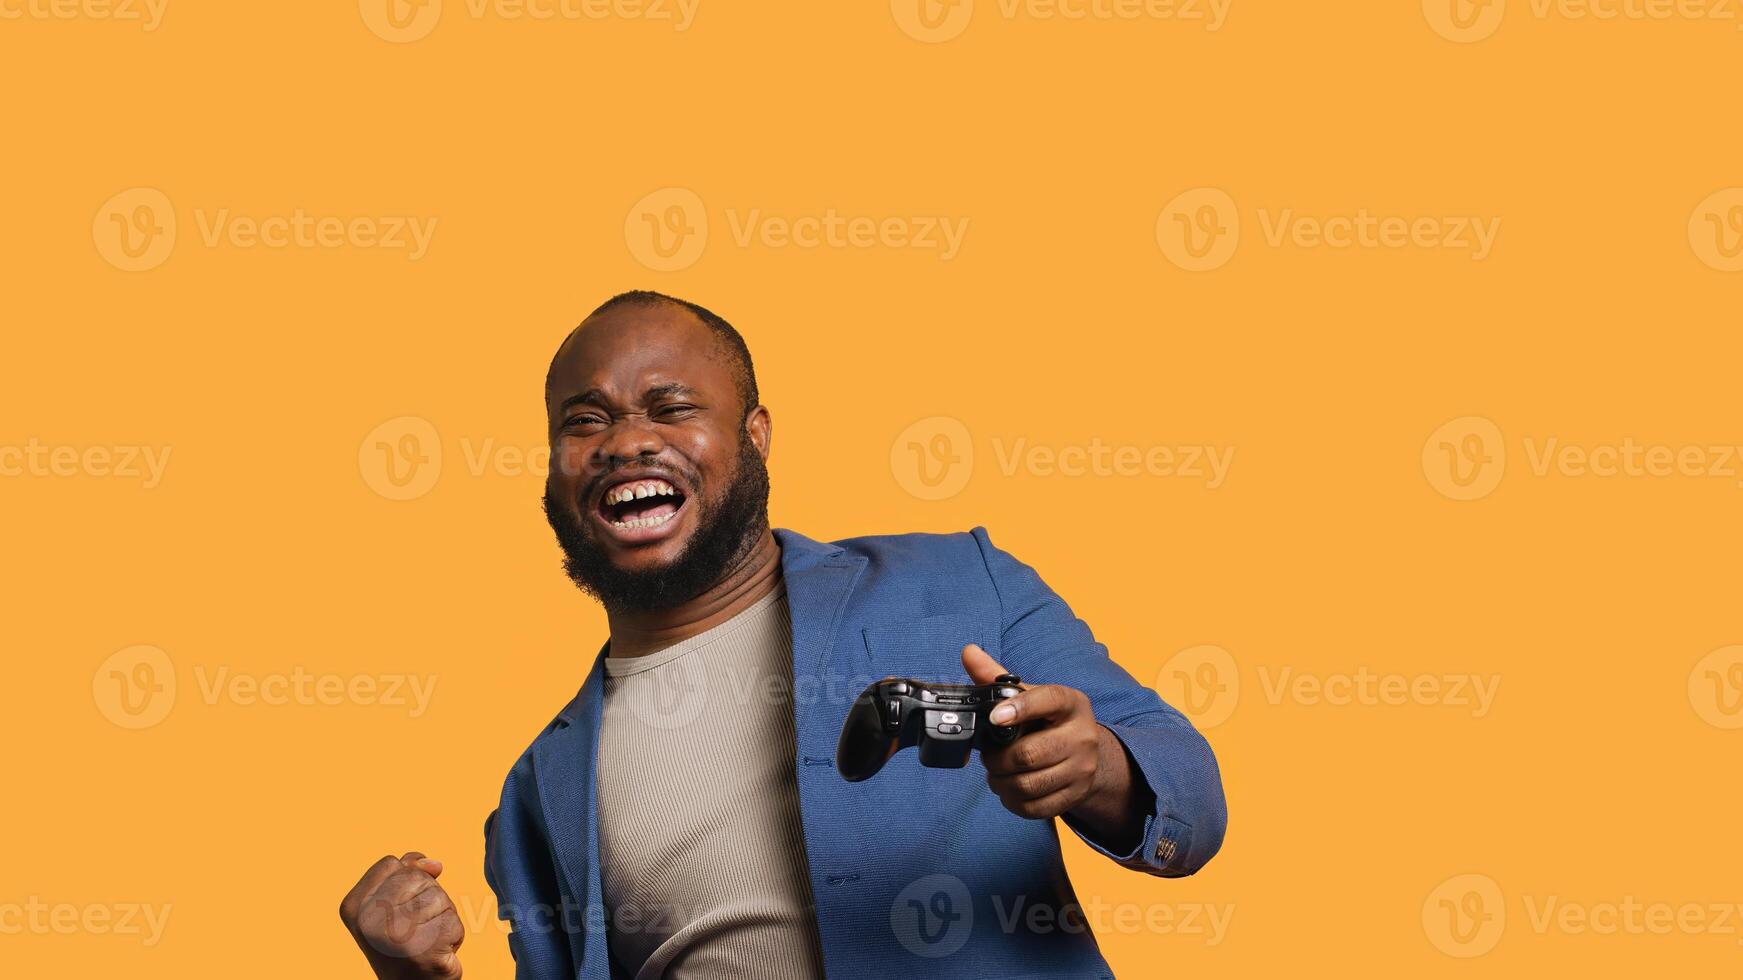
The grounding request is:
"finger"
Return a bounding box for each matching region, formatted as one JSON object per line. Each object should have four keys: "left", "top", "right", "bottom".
{"left": 369, "top": 867, "right": 442, "bottom": 910}
{"left": 394, "top": 905, "right": 463, "bottom": 962}
{"left": 960, "top": 643, "right": 1009, "bottom": 686}
{"left": 443, "top": 903, "right": 466, "bottom": 953}
{"left": 1000, "top": 782, "right": 1087, "bottom": 821}
{"left": 401, "top": 881, "right": 456, "bottom": 925}
{"left": 981, "top": 730, "right": 1070, "bottom": 776}
{"left": 421, "top": 907, "right": 465, "bottom": 966}
{"left": 342, "top": 855, "right": 410, "bottom": 924}
{"left": 988, "top": 757, "right": 1082, "bottom": 801}
{"left": 399, "top": 851, "right": 444, "bottom": 876}
{"left": 988, "top": 684, "right": 1082, "bottom": 728}
{"left": 358, "top": 854, "right": 408, "bottom": 894}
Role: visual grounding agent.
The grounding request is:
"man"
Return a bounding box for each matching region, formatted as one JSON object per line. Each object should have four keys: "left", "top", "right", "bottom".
{"left": 339, "top": 291, "right": 1228, "bottom": 979}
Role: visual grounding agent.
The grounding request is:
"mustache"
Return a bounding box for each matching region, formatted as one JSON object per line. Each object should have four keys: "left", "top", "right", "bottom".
{"left": 577, "top": 459, "right": 700, "bottom": 504}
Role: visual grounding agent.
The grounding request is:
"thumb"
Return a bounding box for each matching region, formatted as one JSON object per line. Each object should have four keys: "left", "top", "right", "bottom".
{"left": 961, "top": 643, "right": 1007, "bottom": 685}
{"left": 401, "top": 851, "right": 444, "bottom": 878}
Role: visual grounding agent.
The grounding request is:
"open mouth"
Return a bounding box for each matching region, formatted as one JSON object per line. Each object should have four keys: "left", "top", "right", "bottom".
{"left": 595, "top": 477, "right": 689, "bottom": 532}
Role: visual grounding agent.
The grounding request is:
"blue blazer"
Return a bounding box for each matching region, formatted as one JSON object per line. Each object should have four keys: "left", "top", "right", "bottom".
{"left": 484, "top": 528, "right": 1227, "bottom": 979}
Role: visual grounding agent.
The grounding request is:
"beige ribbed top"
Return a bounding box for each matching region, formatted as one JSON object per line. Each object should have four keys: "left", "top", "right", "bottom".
{"left": 597, "top": 584, "right": 825, "bottom": 979}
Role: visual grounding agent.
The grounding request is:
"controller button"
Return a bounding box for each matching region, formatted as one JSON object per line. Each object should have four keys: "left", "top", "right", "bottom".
{"left": 938, "top": 723, "right": 962, "bottom": 734}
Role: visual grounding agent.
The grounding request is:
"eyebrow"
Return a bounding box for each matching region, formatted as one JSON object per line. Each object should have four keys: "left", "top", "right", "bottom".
{"left": 557, "top": 382, "right": 699, "bottom": 415}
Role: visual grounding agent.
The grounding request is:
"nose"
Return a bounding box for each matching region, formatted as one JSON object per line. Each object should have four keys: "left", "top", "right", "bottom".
{"left": 593, "top": 418, "right": 666, "bottom": 470}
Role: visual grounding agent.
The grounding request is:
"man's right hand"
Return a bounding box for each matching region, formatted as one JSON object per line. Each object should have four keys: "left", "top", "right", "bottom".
{"left": 339, "top": 852, "right": 465, "bottom": 980}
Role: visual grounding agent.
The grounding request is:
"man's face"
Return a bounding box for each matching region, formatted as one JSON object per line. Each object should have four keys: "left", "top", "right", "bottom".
{"left": 541, "top": 303, "right": 771, "bottom": 610}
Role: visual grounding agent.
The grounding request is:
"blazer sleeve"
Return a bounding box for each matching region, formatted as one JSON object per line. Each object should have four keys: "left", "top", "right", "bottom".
{"left": 484, "top": 751, "right": 579, "bottom": 979}
{"left": 971, "top": 526, "right": 1228, "bottom": 878}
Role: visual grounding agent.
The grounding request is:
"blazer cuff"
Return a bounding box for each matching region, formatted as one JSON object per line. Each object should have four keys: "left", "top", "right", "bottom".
{"left": 1065, "top": 720, "right": 1226, "bottom": 877}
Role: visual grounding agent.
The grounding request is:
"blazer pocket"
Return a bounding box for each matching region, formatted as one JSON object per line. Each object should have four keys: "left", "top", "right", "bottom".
{"left": 861, "top": 614, "right": 989, "bottom": 679}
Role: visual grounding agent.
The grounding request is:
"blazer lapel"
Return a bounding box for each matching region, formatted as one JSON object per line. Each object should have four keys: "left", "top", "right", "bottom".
{"left": 532, "top": 646, "right": 611, "bottom": 977}
{"left": 776, "top": 528, "right": 867, "bottom": 732}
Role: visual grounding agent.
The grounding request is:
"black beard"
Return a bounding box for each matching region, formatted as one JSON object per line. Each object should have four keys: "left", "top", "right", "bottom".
{"left": 542, "top": 435, "right": 771, "bottom": 613}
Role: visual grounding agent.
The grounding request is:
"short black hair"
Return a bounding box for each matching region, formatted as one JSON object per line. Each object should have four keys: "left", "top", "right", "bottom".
{"left": 547, "top": 290, "right": 760, "bottom": 419}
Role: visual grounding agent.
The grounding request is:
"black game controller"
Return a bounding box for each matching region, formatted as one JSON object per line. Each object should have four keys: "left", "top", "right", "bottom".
{"left": 836, "top": 674, "right": 1025, "bottom": 781}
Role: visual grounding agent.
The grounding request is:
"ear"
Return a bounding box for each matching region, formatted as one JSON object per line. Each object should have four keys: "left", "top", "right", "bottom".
{"left": 746, "top": 404, "right": 773, "bottom": 459}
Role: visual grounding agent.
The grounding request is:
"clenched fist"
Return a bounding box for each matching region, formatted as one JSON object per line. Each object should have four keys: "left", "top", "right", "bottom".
{"left": 339, "top": 852, "right": 465, "bottom": 980}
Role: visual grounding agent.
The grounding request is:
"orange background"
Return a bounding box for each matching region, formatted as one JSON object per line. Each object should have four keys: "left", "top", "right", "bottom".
{"left": 3, "top": 0, "right": 1742, "bottom": 976}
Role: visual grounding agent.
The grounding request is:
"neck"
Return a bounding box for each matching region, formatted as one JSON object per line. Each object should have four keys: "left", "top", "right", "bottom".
{"left": 604, "top": 528, "right": 782, "bottom": 658}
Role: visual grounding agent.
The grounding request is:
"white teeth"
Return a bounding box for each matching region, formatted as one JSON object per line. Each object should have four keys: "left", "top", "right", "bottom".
{"left": 610, "top": 508, "right": 679, "bottom": 530}
{"left": 606, "top": 479, "right": 678, "bottom": 504}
